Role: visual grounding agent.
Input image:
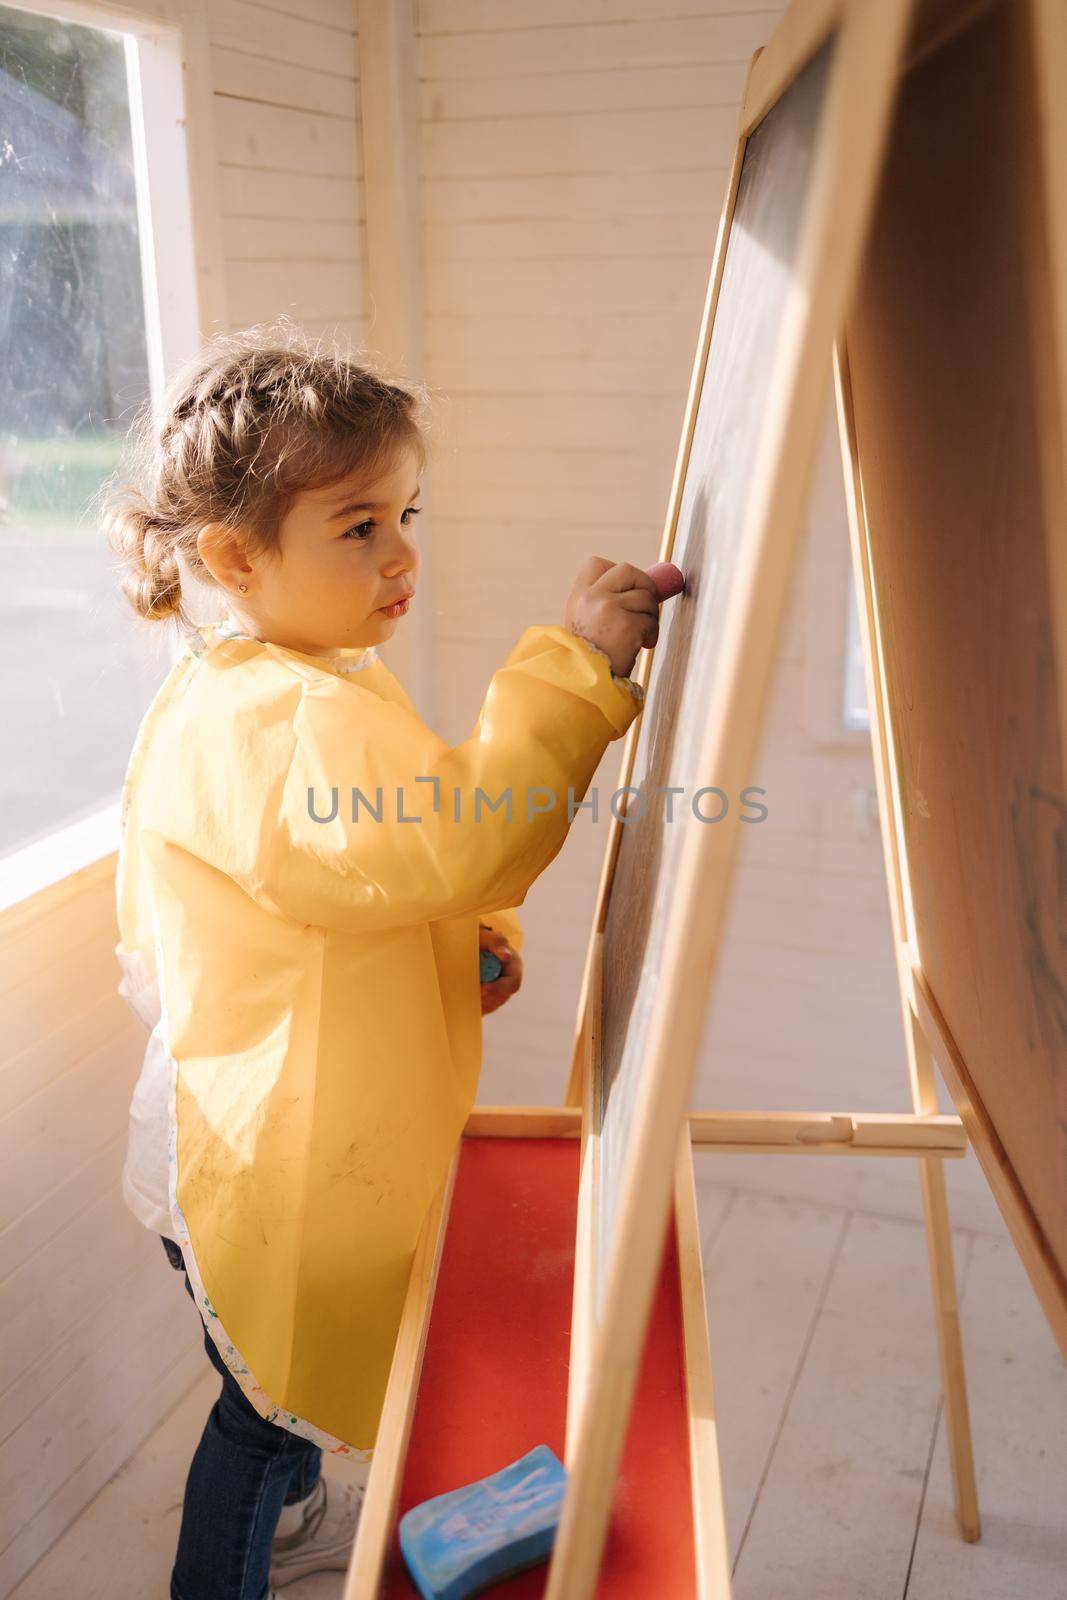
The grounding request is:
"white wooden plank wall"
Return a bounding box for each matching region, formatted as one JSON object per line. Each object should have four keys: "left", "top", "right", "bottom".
{"left": 0, "top": 8, "right": 367, "bottom": 1593}
{"left": 209, "top": 0, "right": 367, "bottom": 343}
{"left": 0, "top": 870, "right": 204, "bottom": 1596}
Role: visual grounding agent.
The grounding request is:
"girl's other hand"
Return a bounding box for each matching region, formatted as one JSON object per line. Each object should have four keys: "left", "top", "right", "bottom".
{"left": 478, "top": 922, "right": 523, "bottom": 1015}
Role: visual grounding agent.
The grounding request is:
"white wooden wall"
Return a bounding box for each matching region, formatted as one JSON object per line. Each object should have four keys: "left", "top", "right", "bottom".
{"left": 0, "top": 866, "right": 202, "bottom": 1595}
{"left": 3, "top": 0, "right": 1005, "bottom": 1589}
{"left": 210, "top": 0, "right": 368, "bottom": 344}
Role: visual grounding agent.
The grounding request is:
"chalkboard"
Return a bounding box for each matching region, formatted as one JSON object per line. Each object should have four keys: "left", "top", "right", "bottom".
{"left": 596, "top": 38, "right": 835, "bottom": 1300}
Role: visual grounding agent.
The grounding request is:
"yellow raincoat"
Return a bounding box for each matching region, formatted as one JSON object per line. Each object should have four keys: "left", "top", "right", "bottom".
{"left": 115, "top": 618, "right": 644, "bottom": 1455}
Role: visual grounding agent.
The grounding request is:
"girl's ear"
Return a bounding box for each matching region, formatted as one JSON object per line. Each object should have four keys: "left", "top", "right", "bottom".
{"left": 197, "top": 522, "right": 254, "bottom": 595}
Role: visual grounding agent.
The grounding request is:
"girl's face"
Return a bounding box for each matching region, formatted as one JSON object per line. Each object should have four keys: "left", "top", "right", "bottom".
{"left": 205, "top": 445, "right": 423, "bottom": 655}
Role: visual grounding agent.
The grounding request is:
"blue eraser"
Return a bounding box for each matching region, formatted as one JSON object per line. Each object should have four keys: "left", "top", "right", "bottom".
{"left": 479, "top": 949, "right": 503, "bottom": 984}
{"left": 398, "top": 1444, "right": 567, "bottom": 1600}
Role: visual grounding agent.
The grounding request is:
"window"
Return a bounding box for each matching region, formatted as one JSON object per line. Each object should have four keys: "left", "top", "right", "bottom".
{"left": 801, "top": 398, "right": 873, "bottom": 748}
{"left": 0, "top": 0, "right": 204, "bottom": 903}
{"left": 842, "top": 578, "right": 871, "bottom": 731}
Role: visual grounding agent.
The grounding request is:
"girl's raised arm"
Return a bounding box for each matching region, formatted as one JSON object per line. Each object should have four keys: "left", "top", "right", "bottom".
{"left": 244, "top": 623, "right": 643, "bottom": 934}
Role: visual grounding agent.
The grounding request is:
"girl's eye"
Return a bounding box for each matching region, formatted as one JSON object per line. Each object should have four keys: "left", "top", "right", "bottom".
{"left": 341, "top": 507, "right": 421, "bottom": 541}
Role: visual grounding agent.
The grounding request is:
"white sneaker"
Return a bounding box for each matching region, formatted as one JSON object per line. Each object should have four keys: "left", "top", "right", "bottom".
{"left": 269, "top": 1476, "right": 366, "bottom": 1588}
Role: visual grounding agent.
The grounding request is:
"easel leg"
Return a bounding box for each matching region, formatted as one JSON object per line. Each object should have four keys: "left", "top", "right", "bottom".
{"left": 675, "top": 1134, "right": 734, "bottom": 1599}
{"left": 908, "top": 1014, "right": 981, "bottom": 1542}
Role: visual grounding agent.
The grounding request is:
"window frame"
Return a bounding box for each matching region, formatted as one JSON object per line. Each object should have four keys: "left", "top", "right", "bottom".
{"left": 801, "top": 396, "right": 873, "bottom": 751}
{"left": 0, "top": 0, "right": 224, "bottom": 915}
{"left": 841, "top": 574, "right": 872, "bottom": 733}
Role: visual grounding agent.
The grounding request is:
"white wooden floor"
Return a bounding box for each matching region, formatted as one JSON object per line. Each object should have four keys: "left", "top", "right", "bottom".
{"left": 10, "top": 1171, "right": 1067, "bottom": 1600}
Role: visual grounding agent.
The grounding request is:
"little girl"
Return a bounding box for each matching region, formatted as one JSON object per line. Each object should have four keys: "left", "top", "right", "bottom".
{"left": 105, "top": 321, "right": 663, "bottom": 1600}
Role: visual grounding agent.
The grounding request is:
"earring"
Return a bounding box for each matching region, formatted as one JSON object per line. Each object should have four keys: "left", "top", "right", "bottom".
{"left": 238, "top": 583, "right": 248, "bottom": 592}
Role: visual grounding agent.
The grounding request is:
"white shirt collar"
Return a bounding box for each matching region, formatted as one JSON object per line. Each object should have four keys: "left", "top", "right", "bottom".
{"left": 193, "top": 615, "right": 380, "bottom": 675}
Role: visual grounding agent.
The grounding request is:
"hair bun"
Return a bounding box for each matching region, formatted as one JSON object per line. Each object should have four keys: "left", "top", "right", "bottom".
{"left": 105, "top": 495, "right": 183, "bottom": 621}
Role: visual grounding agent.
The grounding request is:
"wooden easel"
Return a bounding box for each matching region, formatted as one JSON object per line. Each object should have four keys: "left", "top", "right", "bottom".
{"left": 548, "top": 0, "right": 1067, "bottom": 1593}
{"left": 345, "top": 1, "right": 1067, "bottom": 1594}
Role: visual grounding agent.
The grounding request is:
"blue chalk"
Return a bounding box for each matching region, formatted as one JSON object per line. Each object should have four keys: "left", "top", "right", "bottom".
{"left": 398, "top": 1444, "right": 567, "bottom": 1600}
{"left": 479, "top": 949, "right": 503, "bottom": 984}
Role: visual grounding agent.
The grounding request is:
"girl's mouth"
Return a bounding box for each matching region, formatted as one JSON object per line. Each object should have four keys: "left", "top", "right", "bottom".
{"left": 377, "top": 596, "right": 412, "bottom": 618}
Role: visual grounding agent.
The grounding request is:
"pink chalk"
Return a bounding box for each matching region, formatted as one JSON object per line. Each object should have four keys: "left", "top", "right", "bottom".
{"left": 646, "top": 561, "right": 685, "bottom": 602}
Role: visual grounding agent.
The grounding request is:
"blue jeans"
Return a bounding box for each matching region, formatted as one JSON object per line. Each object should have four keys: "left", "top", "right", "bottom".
{"left": 162, "top": 1235, "right": 322, "bottom": 1600}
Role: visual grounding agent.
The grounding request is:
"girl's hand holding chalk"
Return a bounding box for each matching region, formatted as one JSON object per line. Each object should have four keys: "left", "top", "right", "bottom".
{"left": 564, "top": 558, "right": 685, "bottom": 677}
{"left": 478, "top": 922, "right": 523, "bottom": 1016}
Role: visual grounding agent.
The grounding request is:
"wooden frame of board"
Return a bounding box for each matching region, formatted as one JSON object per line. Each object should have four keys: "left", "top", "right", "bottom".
{"left": 342, "top": 0, "right": 1067, "bottom": 1594}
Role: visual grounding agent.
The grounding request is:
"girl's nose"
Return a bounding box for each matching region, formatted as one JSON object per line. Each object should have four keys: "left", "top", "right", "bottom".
{"left": 385, "top": 534, "right": 418, "bottom": 574}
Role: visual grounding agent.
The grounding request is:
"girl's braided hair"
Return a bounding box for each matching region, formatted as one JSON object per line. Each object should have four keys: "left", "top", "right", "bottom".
{"left": 100, "top": 318, "right": 431, "bottom": 630}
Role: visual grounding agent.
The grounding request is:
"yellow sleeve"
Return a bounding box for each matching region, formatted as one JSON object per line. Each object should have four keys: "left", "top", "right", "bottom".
{"left": 247, "top": 624, "right": 643, "bottom": 934}
{"left": 479, "top": 905, "right": 525, "bottom": 955}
